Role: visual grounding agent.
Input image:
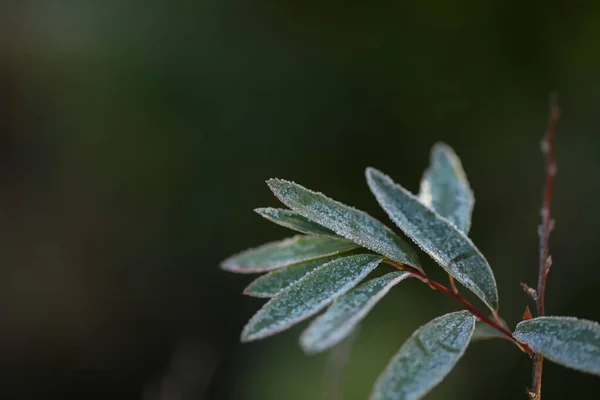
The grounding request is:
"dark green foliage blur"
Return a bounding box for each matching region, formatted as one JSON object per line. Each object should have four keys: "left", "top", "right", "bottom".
{"left": 1, "top": 1, "right": 599, "bottom": 399}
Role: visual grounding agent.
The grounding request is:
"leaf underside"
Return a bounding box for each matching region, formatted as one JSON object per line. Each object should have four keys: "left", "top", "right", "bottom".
{"left": 267, "top": 179, "right": 421, "bottom": 269}
{"left": 241, "top": 254, "right": 383, "bottom": 342}
{"left": 514, "top": 316, "right": 600, "bottom": 376}
{"left": 221, "top": 235, "right": 359, "bottom": 273}
{"left": 366, "top": 167, "right": 498, "bottom": 312}
{"left": 371, "top": 310, "right": 476, "bottom": 400}
{"left": 418, "top": 143, "right": 474, "bottom": 234}
{"left": 471, "top": 318, "right": 510, "bottom": 341}
{"left": 255, "top": 207, "right": 337, "bottom": 236}
{"left": 301, "top": 271, "right": 412, "bottom": 354}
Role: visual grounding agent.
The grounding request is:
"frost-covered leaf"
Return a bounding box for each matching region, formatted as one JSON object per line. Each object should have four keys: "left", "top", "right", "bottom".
{"left": 301, "top": 271, "right": 412, "bottom": 354}
{"left": 241, "top": 254, "right": 383, "bottom": 342}
{"left": 472, "top": 318, "right": 509, "bottom": 341}
{"left": 418, "top": 143, "right": 474, "bottom": 234}
{"left": 221, "top": 235, "right": 359, "bottom": 273}
{"left": 243, "top": 255, "right": 343, "bottom": 298}
{"left": 255, "top": 207, "right": 336, "bottom": 236}
{"left": 366, "top": 168, "right": 498, "bottom": 311}
{"left": 267, "top": 179, "right": 421, "bottom": 269}
{"left": 514, "top": 317, "right": 600, "bottom": 376}
{"left": 371, "top": 311, "right": 476, "bottom": 400}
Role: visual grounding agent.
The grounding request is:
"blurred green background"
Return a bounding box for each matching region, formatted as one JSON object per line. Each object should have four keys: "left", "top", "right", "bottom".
{"left": 1, "top": 1, "right": 599, "bottom": 399}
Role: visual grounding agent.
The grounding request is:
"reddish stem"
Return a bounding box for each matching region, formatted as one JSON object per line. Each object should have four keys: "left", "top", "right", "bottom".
{"left": 530, "top": 96, "right": 560, "bottom": 399}
{"left": 384, "top": 260, "right": 534, "bottom": 355}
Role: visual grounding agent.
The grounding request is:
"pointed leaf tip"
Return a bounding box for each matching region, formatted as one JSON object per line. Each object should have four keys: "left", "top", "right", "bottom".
{"left": 371, "top": 311, "right": 476, "bottom": 400}
{"left": 418, "top": 143, "right": 474, "bottom": 234}
{"left": 366, "top": 167, "right": 498, "bottom": 312}
{"left": 266, "top": 178, "right": 421, "bottom": 269}
{"left": 241, "top": 254, "right": 383, "bottom": 342}
{"left": 514, "top": 316, "right": 600, "bottom": 376}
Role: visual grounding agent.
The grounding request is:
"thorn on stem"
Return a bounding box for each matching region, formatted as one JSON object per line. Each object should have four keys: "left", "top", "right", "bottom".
{"left": 523, "top": 305, "right": 533, "bottom": 321}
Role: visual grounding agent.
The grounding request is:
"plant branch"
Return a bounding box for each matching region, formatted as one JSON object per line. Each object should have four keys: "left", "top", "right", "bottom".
{"left": 383, "top": 260, "right": 534, "bottom": 355}
{"left": 529, "top": 95, "right": 560, "bottom": 400}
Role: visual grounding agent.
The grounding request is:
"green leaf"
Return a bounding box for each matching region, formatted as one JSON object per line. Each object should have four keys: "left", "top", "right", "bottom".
{"left": 255, "top": 207, "right": 336, "bottom": 236}
{"left": 366, "top": 168, "right": 498, "bottom": 312}
{"left": 241, "top": 254, "right": 383, "bottom": 342}
{"left": 418, "top": 143, "right": 474, "bottom": 234}
{"left": 267, "top": 179, "right": 421, "bottom": 269}
{"left": 301, "top": 271, "right": 412, "bottom": 354}
{"left": 471, "top": 318, "right": 509, "bottom": 341}
{"left": 221, "top": 235, "right": 359, "bottom": 273}
{"left": 243, "top": 255, "right": 343, "bottom": 298}
{"left": 371, "top": 311, "right": 476, "bottom": 400}
{"left": 514, "top": 317, "right": 600, "bottom": 376}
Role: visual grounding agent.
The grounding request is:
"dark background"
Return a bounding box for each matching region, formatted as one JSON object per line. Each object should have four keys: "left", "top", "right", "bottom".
{"left": 1, "top": 1, "right": 599, "bottom": 399}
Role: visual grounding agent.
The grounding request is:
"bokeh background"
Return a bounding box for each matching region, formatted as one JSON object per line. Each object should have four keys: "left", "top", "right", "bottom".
{"left": 1, "top": 1, "right": 599, "bottom": 399}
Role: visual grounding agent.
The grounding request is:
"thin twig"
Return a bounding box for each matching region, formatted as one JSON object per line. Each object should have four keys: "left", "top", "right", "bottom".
{"left": 530, "top": 95, "right": 560, "bottom": 399}
{"left": 383, "top": 260, "right": 534, "bottom": 355}
{"left": 521, "top": 282, "right": 537, "bottom": 301}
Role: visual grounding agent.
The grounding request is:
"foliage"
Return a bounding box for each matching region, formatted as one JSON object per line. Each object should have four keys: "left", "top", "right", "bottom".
{"left": 221, "top": 143, "right": 600, "bottom": 399}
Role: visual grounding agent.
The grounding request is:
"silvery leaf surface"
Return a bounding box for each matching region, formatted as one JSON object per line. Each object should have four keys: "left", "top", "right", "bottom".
{"left": 267, "top": 179, "right": 421, "bottom": 269}
{"left": 243, "top": 254, "right": 344, "bottom": 298}
{"left": 255, "top": 207, "right": 336, "bottom": 236}
{"left": 300, "top": 271, "right": 412, "bottom": 354}
{"left": 371, "top": 311, "right": 476, "bottom": 400}
{"left": 366, "top": 168, "right": 498, "bottom": 311}
{"left": 241, "top": 254, "right": 383, "bottom": 342}
{"left": 418, "top": 143, "right": 474, "bottom": 234}
{"left": 221, "top": 235, "right": 359, "bottom": 273}
{"left": 514, "top": 316, "right": 600, "bottom": 376}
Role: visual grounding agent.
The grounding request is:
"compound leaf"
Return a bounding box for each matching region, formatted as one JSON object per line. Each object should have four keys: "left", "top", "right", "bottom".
{"left": 418, "top": 143, "right": 474, "bottom": 234}
{"left": 267, "top": 179, "right": 421, "bottom": 269}
{"left": 301, "top": 271, "right": 412, "bottom": 354}
{"left": 514, "top": 316, "right": 600, "bottom": 376}
{"left": 221, "top": 235, "right": 359, "bottom": 273}
{"left": 255, "top": 207, "right": 336, "bottom": 236}
{"left": 241, "top": 254, "right": 383, "bottom": 342}
{"left": 366, "top": 168, "right": 498, "bottom": 311}
{"left": 371, "top": 311, "right": 476, "bottom": 400}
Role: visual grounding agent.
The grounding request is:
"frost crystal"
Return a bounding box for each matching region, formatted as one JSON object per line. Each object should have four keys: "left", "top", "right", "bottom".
{"left": 514, "top": 316, "right": 600, "bottom": 376}
{"left": 371, "top": 311, "right": 476, "bottom": 400}
{"left": 243, "top": 255, "right": 343, "bottom": 298}
{"left": 301, "top": 271, "right": 412, "bottom": 354}
{"left": 221, "top": 235, "right": 359, "bottom": 273}
{"left": 241, "top": 254, "right": 383, "bottom": 342}
{"left": 418, "top": 143, "right": 474, "bottom": 234}
{"left": 267, "top": 179, "right": 421, "bottom": 269}
{"left": 366, "top": 168, "right": 498, "bottom": 311}
{"left": 255, "top": 207, "right": 337, "bottom": 236}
